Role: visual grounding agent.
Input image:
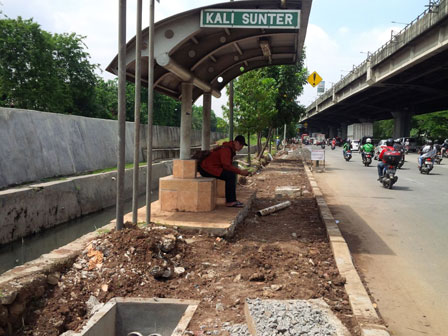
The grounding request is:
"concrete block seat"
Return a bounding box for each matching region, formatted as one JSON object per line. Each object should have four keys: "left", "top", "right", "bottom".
{"left": 124, "top": 160, "right": 256, "bottom": 237}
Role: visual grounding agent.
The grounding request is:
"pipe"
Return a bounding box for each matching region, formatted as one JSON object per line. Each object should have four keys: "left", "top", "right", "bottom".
{"left": 156, "top": 54, "right": 221, "bottom": 98}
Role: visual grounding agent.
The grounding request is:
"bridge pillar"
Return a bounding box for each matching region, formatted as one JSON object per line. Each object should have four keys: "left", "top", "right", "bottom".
{"left": 329, "top": 126, "right": 336, "bottom": 139}
{"left": 391, "top": 111, "right": 413, "bottom": 138}
{"left": 340, "top": 122, "right": 348, "bottom": 139}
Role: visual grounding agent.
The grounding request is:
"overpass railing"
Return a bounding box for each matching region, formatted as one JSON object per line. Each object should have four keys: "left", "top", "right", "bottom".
{"left": 305, "top": 0, "right": 446, "bottom": 113}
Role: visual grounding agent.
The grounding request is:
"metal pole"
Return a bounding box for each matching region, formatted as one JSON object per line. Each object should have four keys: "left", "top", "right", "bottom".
{"left": 202, "top": 93, "right": 211, "bottom": 150}
{"left": 229, "top": 0, "right": 234, "bottom": 141}
{"left": 229, "top": 81, "right": 234, "bottom": 141}
{"left": 116, "top": 0, "right": 127, "bottom": 230}
{"left": 132, "top": 0, "right": 143, "bottom": 224}
{"left": 145, "top": 0, "right": 155, "bottom": 225}
{"left": 247, "top": 132, "right": 251, "bottom": 165}
{"left": 180, "top": 82, "right": 193, "bottom": 159}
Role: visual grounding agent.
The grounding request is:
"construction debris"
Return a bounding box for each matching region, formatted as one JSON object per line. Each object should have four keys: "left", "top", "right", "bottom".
{"left": 257, "top": 201, "right": 291, "bottom": 216}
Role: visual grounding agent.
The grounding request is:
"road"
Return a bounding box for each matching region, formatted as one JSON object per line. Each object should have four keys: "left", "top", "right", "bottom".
{"left": 308, "top": 145, "right": 448, "bottom": 336}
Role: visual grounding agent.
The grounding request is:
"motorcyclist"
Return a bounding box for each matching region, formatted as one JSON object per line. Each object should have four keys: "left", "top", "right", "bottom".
{"left": 361, "top": 138, "right": 374, "bottom": 161}
{"left": 331, "top": 138, "right": 336, "bottom": 148}
{"left": 342, "top": 139, "right": 352, "bottom": 159}
{"left": 442, "top": 139, "right": 448, "bottom": 156}
{"left": 418, "top": 139, "right": 436, "bottom": 167}
{"left": 393, "top": 139, "right": 404, "bottom": 152}
{"left": 377, "top": 138, "right": 394, "bottom": 180}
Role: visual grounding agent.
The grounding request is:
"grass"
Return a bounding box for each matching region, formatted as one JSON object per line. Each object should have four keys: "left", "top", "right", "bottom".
{"left": 96, "top": 228, "right": 111, "bottom": 235}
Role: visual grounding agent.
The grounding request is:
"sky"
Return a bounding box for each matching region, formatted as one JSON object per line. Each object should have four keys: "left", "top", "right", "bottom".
{"left": 0, "top": 0, "right": 430, "bottom": 118}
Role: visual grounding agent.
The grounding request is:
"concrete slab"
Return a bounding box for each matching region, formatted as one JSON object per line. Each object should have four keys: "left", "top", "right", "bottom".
{"left": 123, "top": 188, "right": 256, "bottom": 238}
{"left": 78, "top": 297, "right": 199, "bottom": 336}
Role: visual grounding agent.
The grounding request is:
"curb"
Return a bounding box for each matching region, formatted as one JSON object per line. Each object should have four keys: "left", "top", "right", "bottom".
{"left": 301, "top": 153, "right": 391, "bottom": 336}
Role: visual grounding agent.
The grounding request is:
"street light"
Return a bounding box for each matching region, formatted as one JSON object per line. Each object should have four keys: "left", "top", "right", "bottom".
{"left": 360, "top": 51, "right": 371, "bottom": 59}
{"left": 391, "top": 21, "right": 407, "bottom": 25}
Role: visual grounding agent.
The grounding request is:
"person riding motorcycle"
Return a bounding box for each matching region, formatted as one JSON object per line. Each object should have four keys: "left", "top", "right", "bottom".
{"left": 393, "top": 139, "right": 404, "bottom": 152}
{"left": 342, "top": 139, "right": 352, "bottom": 158}
{"left": 361, "top": 138, "right": 374, "bottom": 161}
{"left": 377, "top": 138, "right": 395, "bottom": 180}
{"left": 442, "top": 139, "right": 448, "bottom": 157}
{"left": 418, "top": 139, "right": 436, "bottom": 167}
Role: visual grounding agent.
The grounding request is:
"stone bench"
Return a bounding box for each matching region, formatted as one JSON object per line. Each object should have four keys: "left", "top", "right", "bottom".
{"left": 159, "top": 160, "right": 226, "bottom": 212}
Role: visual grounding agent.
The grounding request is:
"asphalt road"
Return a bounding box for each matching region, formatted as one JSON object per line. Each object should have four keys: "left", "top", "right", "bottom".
{"left": 308, "top": 145, "right": 448, "bottom": 336}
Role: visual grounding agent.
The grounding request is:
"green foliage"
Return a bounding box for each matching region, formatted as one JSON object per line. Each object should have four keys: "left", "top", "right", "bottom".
{"left": 216, "top": 117, "right": 228, "bottom": 133}
{"left": 373, "top": 119, "right": 394, "bottom": 139}
{"left": 0, "top": 16, "right": 97, "bottom": 115}
{"left": 231, "top": 69, "right": 278, "bottom": 134}
{"left": 411, "top": 110, "right": 448, "bottom": 140}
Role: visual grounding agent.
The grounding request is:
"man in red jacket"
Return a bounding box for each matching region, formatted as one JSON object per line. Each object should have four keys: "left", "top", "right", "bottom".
{"left": 198, "top": 135, "right": 249, "bottom": 208}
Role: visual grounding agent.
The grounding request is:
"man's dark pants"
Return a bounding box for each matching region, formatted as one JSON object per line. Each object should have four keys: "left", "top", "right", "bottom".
{"left": 198, "top": 166, "right": 236, "bottom": 203}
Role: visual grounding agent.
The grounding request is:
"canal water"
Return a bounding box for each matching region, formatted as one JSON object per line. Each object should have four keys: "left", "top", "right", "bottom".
{"left": 0, "top": 193, "right": 157, "bottom": 274}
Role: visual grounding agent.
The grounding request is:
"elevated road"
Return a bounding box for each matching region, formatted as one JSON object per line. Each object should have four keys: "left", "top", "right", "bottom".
{"left": 310, "top": 146, "right": 448, "bottom": 336}
{"left": 301, "top": 0, "right": 448, "bottom": 132}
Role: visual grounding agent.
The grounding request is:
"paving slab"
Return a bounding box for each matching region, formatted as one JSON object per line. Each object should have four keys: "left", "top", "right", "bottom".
{"left": 122, "top": 188, "right": 256, "bottom": 238}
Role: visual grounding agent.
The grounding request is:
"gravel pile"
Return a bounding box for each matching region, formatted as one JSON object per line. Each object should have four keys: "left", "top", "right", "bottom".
{"left": 246, "top": 298, "right": 340, "bottom": 336}
{"left": 221, "top": 323, "right": 251, "bottom": 336}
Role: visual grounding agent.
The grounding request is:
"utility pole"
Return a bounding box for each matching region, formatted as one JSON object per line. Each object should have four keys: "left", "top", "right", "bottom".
{"left": 228, "top": 0, "right": 234, "bottom": 141}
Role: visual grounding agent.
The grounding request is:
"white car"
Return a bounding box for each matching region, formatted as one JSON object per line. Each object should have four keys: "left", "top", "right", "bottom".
{"left": 351, "top": 140, "right": 360, "bottom": 151}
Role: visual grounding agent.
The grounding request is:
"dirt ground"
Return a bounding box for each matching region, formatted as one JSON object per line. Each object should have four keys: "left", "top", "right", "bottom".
{"left": 17, "top": 150, "right": 361, "bottom": 336}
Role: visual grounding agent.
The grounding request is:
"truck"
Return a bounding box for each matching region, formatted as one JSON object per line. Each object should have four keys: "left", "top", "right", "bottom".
{"left": 347, "top": 123, "right": 373, "bottom": 142}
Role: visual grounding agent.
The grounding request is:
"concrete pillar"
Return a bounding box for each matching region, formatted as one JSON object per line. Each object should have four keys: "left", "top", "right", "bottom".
{"left": 180, "top": 82, "right": 193, "bottom": 159}
{"left": 392, "top": 111, "right": 412, "bottom": 138}
{"left": 340, "top": 122, "right": 348, "bottom": 139}
{"left": 329, "top": 126, "right": 336, "bottom": 138}
{"left": 201, "top": 93, "right": 211, "bottom": 150}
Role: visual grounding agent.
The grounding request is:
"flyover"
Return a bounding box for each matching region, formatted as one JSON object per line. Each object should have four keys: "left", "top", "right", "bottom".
{"left": 300, "top": 0, "right": 448, "bottom": 138}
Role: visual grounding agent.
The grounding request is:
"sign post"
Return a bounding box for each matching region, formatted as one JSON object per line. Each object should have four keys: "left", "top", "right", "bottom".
{"left": 201, "top": 9, "right": 300, "bottom": 29}
{"left": 311, "top": 149, "right": 325, "bottom": 172}
{"left": 307, "top": 71, "right": 322, "bottom": 87}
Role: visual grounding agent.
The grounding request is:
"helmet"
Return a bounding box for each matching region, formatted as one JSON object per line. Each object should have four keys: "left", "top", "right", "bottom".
{"left": 386, "top": 138, "right": 394, "bottom": 146}
{"left": 426, "top": 139, "right": 433, "bottom": 145}
{"left": 394, "top": 139, "right": 401, "bottom": 143}
{"left": 366, "top": 138, "right": 371, "bottom": 143}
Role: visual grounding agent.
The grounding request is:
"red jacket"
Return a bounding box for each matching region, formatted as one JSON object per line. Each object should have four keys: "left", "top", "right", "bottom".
{"left": 379, "top": 146, "right": 395, "bottom": 163}
{"left": 200, "top": 141, "right": 242, "bottom": 176}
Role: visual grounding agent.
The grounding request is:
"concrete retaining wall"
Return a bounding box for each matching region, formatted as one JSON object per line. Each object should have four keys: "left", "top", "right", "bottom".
{"left": 0, "top": 107, "right": 225, "bottom": 189}
{"left": 0, "top": 161, "right": 172, "bottom": 245}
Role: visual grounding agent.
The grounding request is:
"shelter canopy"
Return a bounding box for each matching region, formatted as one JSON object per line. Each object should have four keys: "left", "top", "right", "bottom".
{"left": 107, "top": 0, "right": 312, "bottom": 102}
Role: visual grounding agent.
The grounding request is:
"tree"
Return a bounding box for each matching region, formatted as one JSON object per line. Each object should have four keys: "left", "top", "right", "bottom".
{"left": 0, "top": 16, "right": 98, "bottom": 115}
{"left": 232, "top": 69, "right": 278, "bottom": 157}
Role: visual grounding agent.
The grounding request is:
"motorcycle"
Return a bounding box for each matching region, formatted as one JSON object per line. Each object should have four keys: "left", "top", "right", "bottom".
{"left": 397, "top": 151, "right": 405, "bottom": 169}
{"left": 419, "top": 157, "right": 434, "bottom": 174}
{"left": 434, "top": 153, "right": 442, "bottom": 165}
{"left": 379, "top": 165, "right": 398, "bottom": 189}
{"left": 331, "top": 143, "right": 336, "bottom": 150}
{"left": 344, "top": 150, "right": 352, "bottom": 161}
{"left": 321, "top": 143, "right": 326, "bottom": 149}
{"left": 362, "top": 152, "right": 373, "bottom": 167}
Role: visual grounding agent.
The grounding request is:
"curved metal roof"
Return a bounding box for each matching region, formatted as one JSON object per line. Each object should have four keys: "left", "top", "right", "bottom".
{"left": 107, "top": 0, "right": 312, "bottom": 102}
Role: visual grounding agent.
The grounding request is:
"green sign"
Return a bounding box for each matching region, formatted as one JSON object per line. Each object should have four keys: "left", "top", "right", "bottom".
{"left": 200, "top": 9, "right": 300, "bottom": 29}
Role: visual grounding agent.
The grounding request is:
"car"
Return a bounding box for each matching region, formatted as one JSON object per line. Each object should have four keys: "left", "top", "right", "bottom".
{"left": 374, "top": 139, "right": 388, "bottom": 159}
{"left": 397, "top": 137, "right": 417, "bottom": 152}
{"left": 351, "top": 140, "right": 360, "bottom": 151}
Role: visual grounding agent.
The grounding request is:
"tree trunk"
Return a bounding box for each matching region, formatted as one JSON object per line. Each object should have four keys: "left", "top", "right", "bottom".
{"left": 257, "top": 132, "right": 262, "bottom": 157}
{"left": 247, "top": 132, "right": 251, "bottom": 166}
{"left": 257, "top": 127, "right": 273, "bottom": 160}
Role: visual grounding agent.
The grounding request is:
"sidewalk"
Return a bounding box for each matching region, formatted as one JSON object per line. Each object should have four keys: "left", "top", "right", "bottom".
{"left": 2, "top": 148, "right": 385, "bottom": 335}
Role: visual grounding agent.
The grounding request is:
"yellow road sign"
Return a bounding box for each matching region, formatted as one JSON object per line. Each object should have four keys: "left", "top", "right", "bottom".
{"left": 307, "top": 71, "right": 322, "bottom": 87}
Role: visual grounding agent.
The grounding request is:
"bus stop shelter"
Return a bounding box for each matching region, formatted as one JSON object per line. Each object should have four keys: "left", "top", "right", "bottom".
{"left": 107, "top": 0, "right": 312, "bottom": 227}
